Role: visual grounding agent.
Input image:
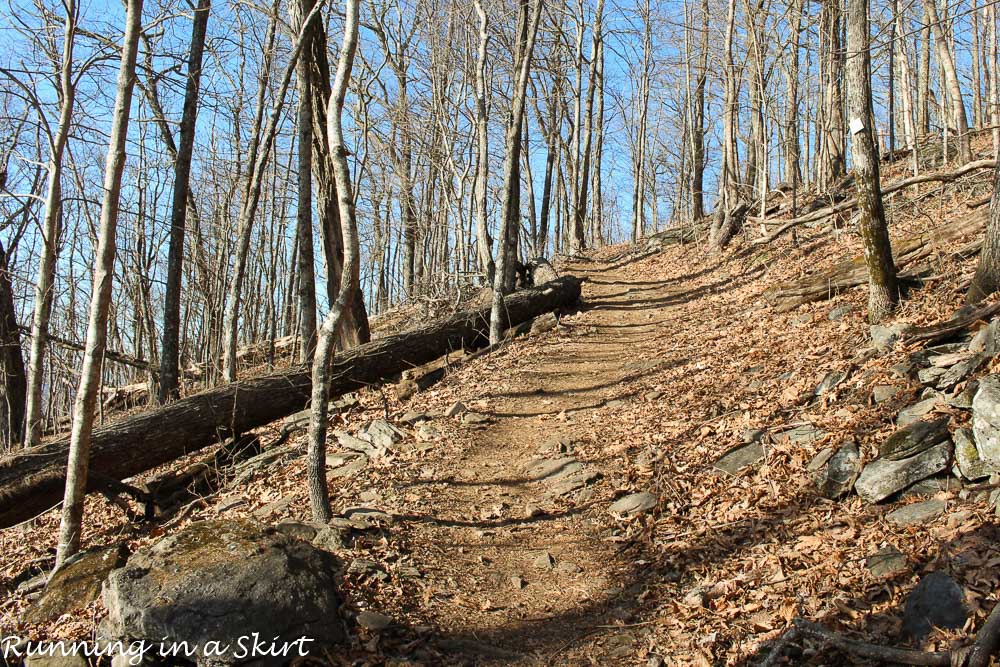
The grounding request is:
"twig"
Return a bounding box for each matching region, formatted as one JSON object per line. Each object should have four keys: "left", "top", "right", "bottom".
{"left": 792, "top": 618, "right": 950, "bottom": 665}
{"left": 967, "top": 600, "right": 1000, "bottom": 667}
{"left": 761, "top": 627, "right": 799, "bottom": 667}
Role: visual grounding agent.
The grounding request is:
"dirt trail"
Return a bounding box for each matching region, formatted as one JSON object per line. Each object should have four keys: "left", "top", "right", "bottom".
{"left": 392, "top": 253, "right": 679, "bottom": 665}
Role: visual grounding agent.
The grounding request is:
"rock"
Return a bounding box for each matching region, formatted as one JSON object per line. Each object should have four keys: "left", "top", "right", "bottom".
{"left": 973, "top": 375, "right": 1000, "bottom": 468}
{"left": 902, "top": 572, "right": 967, "bottom": 641}
{"left": 682, "top": 589, "right": 709, "bottom": 608}
{"left": 887, "top": 499, "right": 947, "bottom": 526}
{"left": 608, "top": 492, "right": 657, "bottom": 516}
{"left": 510, "top": 575, "right": 526, "bottom": 589}
{"left": 252, "top": 494, "right": 295, "bottom": 518}
{"left": 546, "top": 469, "right": 601, "bottom": 497}
{"left": 25, "top": 544, "right": 128, "bottom": 624}
{"left": 365, "top": 419, "right": 405, "bottom": 450}
{"left": 828, "top": 304, "right": 854, "bottom": 321}
{"left": 865, "top": 546, "right": 908, "bottom": 578}
{"left": 312, "top": 526, "right": 347, "bottom": 551}
{"left": 415, "top": 423, "right": 441, "bottom": 442}
{"left": 216, "top": 496, "right": 246, "bottom": 514}
{"left": 643, "top": 391, "right": 663, "bottom": 402}
{"left": 815, "top": 370, "right": 847, "bottom": 396}
{"left": 532, "top": 552, "right": 555, "bottom": 569}
{"left": 604, "top": 399, "right": 626, "bottom": 409}
{"left": 526, "top": 457, "right": 582, "bottom": 481}
{"left": 556, "top": 561, "right": 582, "bottom": 575}
{"left": 400, "top": 410, "right": 430, "bottom": 424}
{"left": 934, "top": 354, "right": 989, "bottom": 390}
{"left": 873, "top": 384, "right": 903, "bottom": 403}
{"left": 102, "top": 520, "right": 343, "bottom": 663}
{"left": 879, "top": 418, "right": 950, "bottom": 460}
{"left": 445, "top": 401, "right": 467, "bottom": 417}
{"left": 918, "top": 365, "right": 948, "bottom": 386}
{"left": 329, "top": 455, "right": 368, "bottom": 479}
{"left": 900, "top": 475, "right": 963, "bottom": 499}
{"left": 356, "top": 611, "right": 394, "bottom": 631}
{"left": 896, "top": 398, "right": 941, "bottom": 427}
{"left": 855, "top": 442, "right": 952, "bottom": 503}
{"left": 274, "top": 520, "right": 320, "bottom": 542}
{"left": 948, "top": 380, "right": 980, "bottom": 409}
{"left": 810, "top": 441, "right": 861, "bottom": 499}
{"left": 24, "top": 656, "right": 88, "bottom": 667}
{"left": 335, "top": 430, "right": 381, "bottom": 456}
{"left": 777, "top": 424, "right": 826, "bottom": 445}
{"left": 891, "top": 361, "right": 918, "bottom": 379}
{"left": 713, "top": 441, "right": 764, "bottom": 474}
{"left": 530, "top": 312, "right": 558, "bottom": 335}
{"left": 969, "top": 319, "right": 1000, "bottom": 354}
{"left": 871, "top": 323, "right": 911, "bottom": 351}
{"left": 742, "top": 428, "right": 766, "bottom": 443}
{"left": 462, "top": 411, "right": 492, "bottom": 424}
{"left": 954, "top": 427, "right": 992, "bottom": 481}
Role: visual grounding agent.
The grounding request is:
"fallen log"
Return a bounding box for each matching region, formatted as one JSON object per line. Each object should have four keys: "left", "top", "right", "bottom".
{"left": 751, "top": 159, "right": 996, "bottom": 244}
{"left": 764, "top": 208, "right": 987, "bottom": 312}
{"left": 0, "top": 276, "right": 582, "bottom": 529}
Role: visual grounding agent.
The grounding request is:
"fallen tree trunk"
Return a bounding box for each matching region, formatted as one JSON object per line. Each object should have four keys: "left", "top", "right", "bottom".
{"left": 751, "top": 159, "right": 996, "bottom": 244}
{"left": 764, "top": 208, "right": 986, "bottom": 312}
{"left": 0, "top": 276, "right": 582, "bottom": 529}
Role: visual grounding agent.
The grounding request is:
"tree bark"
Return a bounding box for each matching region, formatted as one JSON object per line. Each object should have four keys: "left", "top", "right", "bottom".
{"left": 968, "top": 162, "right": 1000, "bottom": 302}
{"left": 472, "top": 0, "right": 494, "bottom": 284}
{"left": 56, "top": 0, "right": 142, "bottom": 566}
{"left": 158, "top": 0, "right": 210, "bottom": 403}
{"left": 921, "top": 0, "right": 971, "bottom": 163}
{"left": 847, "top": 0, "right": 898, "bottom": 322}
{"left": 0, "top": 276, "right": 581, "bottom": 530}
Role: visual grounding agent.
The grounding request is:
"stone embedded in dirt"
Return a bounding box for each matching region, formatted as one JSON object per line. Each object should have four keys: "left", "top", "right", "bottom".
{"left": 815, "top": 370, "right": 847, "bottom": 396}
{"left": 828, "top": 304, "right": 854, "bottom": 321}
{"left": 871, "top": 323, "right": 911, "bottom": 351}
{"left": 102, "top": 520, "right": 344, "bottom": 663}
{"left": 713, "top": 441, "right": 764, "bottom": 475}
{"left": 873, "top": 384, "right": 903, "bottom": 403}
{"left": 879, "top": 418, "right": 950, "bottom": 461}
{"left": 902, "top": 571, "right": 968, "bottom": 641}
{"left": 934, "top": 354, "right": 989, "bottom": 391}
{"left": 356, "top": 610, "right": 394, "bottom": 631}
{"left": 896, "top": 397, "right": 942, "bottom": 427}
{"left": 855, "top": 442, "right": 952, "bottom": 503}
{"left": 253, "top": 494, "right": 295, "bottom": 519}
{"left": 682, "top": 589, "right": 709, "bottom": 608}
{"left": 312, "top": 526, "right": 347, "bottom": 551}
{"left": 532, "top": 551, "right": 555, "bottom": 569}
{"left": 948, "top": 379, "right": 980, "bottom": 410}
{"left": 400, "top": 410, "right": 430, "bottom": 424}
{"left": 343, "top": 507, "right": 393, "bottom": 527}
{"left": 865, "top": 545, "right": 908, "bottom": 578}
{"left": 969, "top": 319, "right": 1000, "bottom": 354}
{"left": 644, "top": 390, "right": 664, "bottom": 402}
{"left": 25, "top": 544, "right": 128, "bottom": 624}
{"left": 742, "top": 428, "right": 766, "bottom": 443}
{"left": 328, "top": 454, "right": 368, "bottom": 479}
{"left": 416, "top": 423, "right": 442, "bottom": 442}
{"left": 604, "top": 399, "right": 626, "bottom": 408}
{"left": 777, "top": 424, "right": 826, "bottom": 445}
{"left": 445, "top": 401, "right": 467, "bottom": 417}
{"left": 274, "top": 520, "right": 320, "bottom": 543}
{"left": 530, "top": 312, "right": 558, "bottom": 335}
{"left": 810, "top": 441, "right": 861, "bottom": 499}
{"left": 887, "top": 499, "right": 947, "bottom": 527}
{"left": 365, "top": 419, "right": 405, "bottom": 450}
{"left": 609, "top": 492, "right": 657, "bottom": 517}
{"left": 918, "top": 366, "right": 948, "bottom": 387}
{"left": 526, "top": 456, "right": 582, "bottom": 481}
{"left": 24, "top": 655, "right": 88, "bottom": 667}
{"left": 900, "top": 475, "right": 963, "bottom": 500}
{"left": 462, "top": 411, "right": 492, "bottom": 424}
{"left": 973, "top": 375, "right": 1000, "bottom": 468}
{"left": 546, "top": 469, "right": 601, "bottom": 497}
{"left": 336, "top": 430, "right": 381, "bottom": 456}
{"left": 509, "top": 574, "right": 526, "bottom": 589}
{"left": 556, "top": 561, "right": 583, "bottom": 575}
{"left": 954, "top": 427, "right": 992, "bottom": 481}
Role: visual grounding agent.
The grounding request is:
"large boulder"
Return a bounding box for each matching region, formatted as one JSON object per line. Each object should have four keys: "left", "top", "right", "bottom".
{"left": 102, "top": 520, "right": 344, "bottom": 665}
{"left": 25, "top": 544, "right": 128, "bottom": 624}
{"left": 973, "top": 375, "right": 1000, "bottom": 468}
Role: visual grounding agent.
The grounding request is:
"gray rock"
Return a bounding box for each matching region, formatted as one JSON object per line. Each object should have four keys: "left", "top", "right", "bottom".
{"left": 896, "top": 398, "right": 942, "bottom": 427}
{"left": 329, "top": 455, "right": 368, "bottom": 478}
{"left": 462, "top": 411, "right": 492, "bottom": 424}
{"left": 871, "top": 323, "right": 911, "bottom": 351}
{"left": 526, "top": 457, "right": 583, "bottom": 481}
{"left": 934, "top": 354, "right": 989, "bottom": 390}
{"left": 312, "top": 526, "right": 347, "bottom": 551}
{"left": 356, "top": 611, "right": 393, "bottom": 631}
{"left": 865, "top": 546, "right": 908, "bottom": 578}
{"left": 815, "top": 370, "right": 847, "bottom": 396}
{"left": 879, "top": 418, "right": 950, "bottom": 460}
{"left": 900, "top": 475, "right": 963, "bottom": 499}
{"left": 400, "top": 410, "right": 430, "bottom": 424}
{"left": 556, "top": 561, "right": 582, "bottom": 574}
{"left": 335, "top": 430, "right": 381, "bottom": 456}
{"left": 855, "top": 442, "right": 952, "bottom": 503}
{"left": 608, "top": 492, "right": 657, "bottom": 516}
{"left": 891, "top": 361, "right": 918, "bottom": 379}
{"left": 811, "top": 442, "right": 861, "bottom": 499}
{"left": 954, "top": 427, "right": 992, "bottom": 481}
{"left": 25, "top": 544, "right": 128, "bottom": 624}
{"left": 416, "top": 423, "right": 441, "bottom": 442}
{"left": 829, "top": 304, "right": 854, "bottom": 321}
{"left": 969, "top": 319, "right": 1000, "bottom": 354}
{"left": 713, "top": 441, "right": 764, "bottom": 474}
{"left": 887, "top": 499, "right": 947, "bottom": 526}
{"left": 24, "top": 656, "right": 88, "bottom": 667}
{"left": 365, "top": 419, "right": 405, "bottom": 450}
{"left": 742, "top": 428, "right": 766, "bottom": 443}
{"left": 948, "top": 379, "right": 980, "bottom": 409}
{"left": 777, "top": 424, "right": 827, "bottom": 445}
{"left": 546, "top": 469, "right": 601, "bottom": 497}
{"left": 274, "top": 520, "right": 320, "bottom": 542}
{"left": 445, "top": 401, "right": 467, "bottom": 417}
{"left": 102, "top": 520, "right": 344, "bottom": 664}
{"left": 873, "top": 384, "right": 903, "bottom": 403}
{"left": 509, "top": 575, "right": 526, "bottom": 589}
{"left": 918, "top": 366, "right": 948, "bottom": 386}
{"left": 530, "top": 312, "right": 558, "bottom": 335}
{"left": 532, "top": 552, "right": 555, "bottom": 569}
{"left": 973, "top": 375, "right": 1000, "bottom": 468}
{"left": 902, "top": 572, "right": 967, "bottom": 641}
{"left": 643, "top": 390, "right": 664, "bottom": 402}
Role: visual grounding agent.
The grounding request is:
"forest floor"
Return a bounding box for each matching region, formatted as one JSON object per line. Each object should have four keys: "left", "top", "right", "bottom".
{"left": 6, "top": 147, "right": 1000, "bottom": 665}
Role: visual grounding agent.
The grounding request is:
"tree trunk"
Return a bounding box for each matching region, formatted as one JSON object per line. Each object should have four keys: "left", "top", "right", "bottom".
{"left": 293, "top": 0, "right": 317, "bottom": 363}
{"left": 158, "top": 0, "right": 210, "bottom": 403}
{"left": 968, "top": 162, "right": 1000, "bottom": 302}
{"left": 56, "top": 0, "right": 142, "bottom": 566}
{"left": 0, "top": 276, "right": 581, "bottom": 530}
{"left": 0, "top": 241, "right": 26, "bottom": 449}
{"left": 922, "top": 0, "right": 971, "bottom": 163}
{"left": 472, "top": 0, "right": 494, "bottom": 284}
{"left": 846, "top": 0, "right": 898, "bottom": 322}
